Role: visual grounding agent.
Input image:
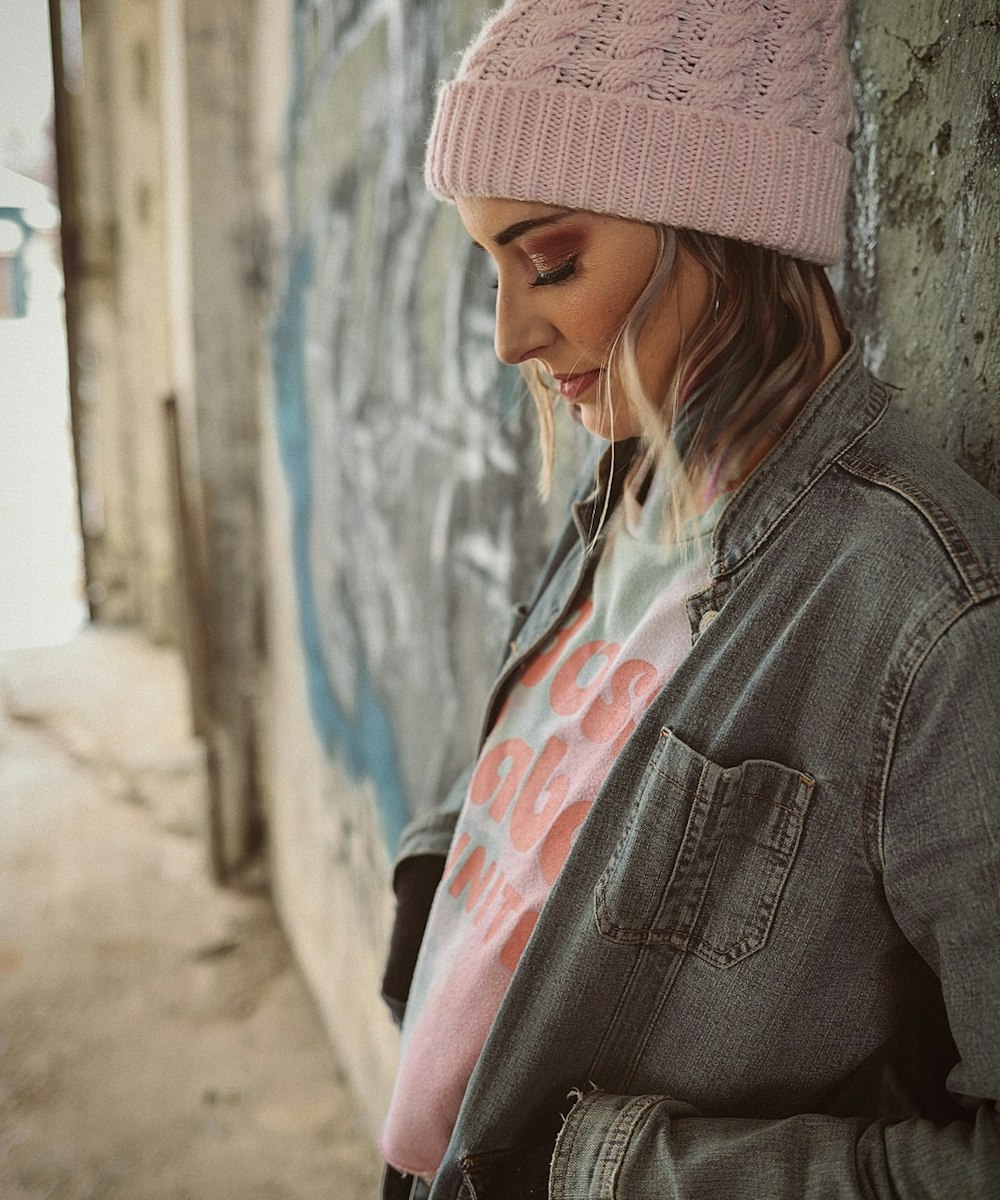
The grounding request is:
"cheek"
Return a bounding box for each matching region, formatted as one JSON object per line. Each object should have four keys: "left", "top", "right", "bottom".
{"left": 635, "top": 306, "right": 683, "bottom": 398}
{"left": 568, "top": 234, "right": 658, "bottom": 351}
{"left": 564, "top": 291, "right": 636, "bottom": 350}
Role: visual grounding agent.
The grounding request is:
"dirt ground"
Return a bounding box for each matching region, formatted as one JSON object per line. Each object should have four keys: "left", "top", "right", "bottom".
{"left": 0, "top": 631, "right": 383, "bottom": 1200}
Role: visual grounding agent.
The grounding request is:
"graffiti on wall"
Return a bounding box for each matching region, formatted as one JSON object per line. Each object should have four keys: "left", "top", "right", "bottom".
{"left": 270, "top": 0, "right": 572, "bottom": 851}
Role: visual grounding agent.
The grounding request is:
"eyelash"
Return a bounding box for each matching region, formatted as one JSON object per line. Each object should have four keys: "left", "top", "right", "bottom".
{"left": 530, "top": 255, "right": 578, "bottom": 288}
{"left": 489, "top": 255, "right": 579, "bottom": 290}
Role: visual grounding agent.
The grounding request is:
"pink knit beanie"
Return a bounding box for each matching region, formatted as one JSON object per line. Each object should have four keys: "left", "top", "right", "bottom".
{"left": 426, "top": 0, "right": 853, "bottom": 264}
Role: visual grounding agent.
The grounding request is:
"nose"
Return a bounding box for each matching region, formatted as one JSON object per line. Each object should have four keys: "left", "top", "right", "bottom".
{"left": 493, "top": 280, "right": 553, "bottom": 366}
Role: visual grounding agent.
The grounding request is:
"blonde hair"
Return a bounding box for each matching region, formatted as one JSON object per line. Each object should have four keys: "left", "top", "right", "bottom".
{"left": 523, "top": 228, "right": 835, "bottom": 540}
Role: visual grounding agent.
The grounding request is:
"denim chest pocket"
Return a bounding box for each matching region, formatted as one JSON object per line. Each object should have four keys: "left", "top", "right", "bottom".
{"left": 595, "top": 729, "right": 814, "bottom": 968}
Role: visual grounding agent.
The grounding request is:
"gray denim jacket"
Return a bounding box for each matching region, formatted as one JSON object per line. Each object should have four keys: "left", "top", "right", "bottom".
{"left": 387, "top": 345, "right": 1000, "bottom": 1198}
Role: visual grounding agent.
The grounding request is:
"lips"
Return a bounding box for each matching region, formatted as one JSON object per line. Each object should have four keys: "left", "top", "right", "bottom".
{"left": 552, "top": 370, "right": 602, "bottom": 401}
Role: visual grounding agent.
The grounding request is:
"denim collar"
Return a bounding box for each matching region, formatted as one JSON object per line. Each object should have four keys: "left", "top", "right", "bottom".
{"left": 711, "top": 340, "right": 889, "bottom": 578}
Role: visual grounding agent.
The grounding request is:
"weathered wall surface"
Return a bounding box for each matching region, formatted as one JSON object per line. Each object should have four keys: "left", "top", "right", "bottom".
{"left": 269, "top": 0, "right": 564, "bottom": 852}
{"left": 845, "top": 1, "right": 999, "bottom": 494}
{"left": 254, "top": 0, "right": 406, "bottom": 1130}
{"left": 59, "top": 0, "right": 266, "bottom": 880}
{"left": 181, "top": 0, "right": 267, "bottom": 877}
{"left": 66, "top": 0, "right": 179, "bottom": 638}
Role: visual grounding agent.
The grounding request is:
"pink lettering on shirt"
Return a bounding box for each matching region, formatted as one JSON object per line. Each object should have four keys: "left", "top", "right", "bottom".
{"left": 381, "top": 518, "right": 715, "bottom": 1177}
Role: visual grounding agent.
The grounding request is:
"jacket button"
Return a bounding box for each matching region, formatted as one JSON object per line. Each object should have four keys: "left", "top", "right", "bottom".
{"left": 699, "top": 609, "right": 719, "bottom": 633}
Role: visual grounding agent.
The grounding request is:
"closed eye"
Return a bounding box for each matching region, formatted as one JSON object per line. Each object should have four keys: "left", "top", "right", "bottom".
{"left": 530, "top": 255, "right": 577, "bottom": 288}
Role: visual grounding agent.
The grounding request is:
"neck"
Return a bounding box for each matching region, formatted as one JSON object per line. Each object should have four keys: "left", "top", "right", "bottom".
{"left": 815, "top": 271, "right": 849, "bottom": 381}
{"left": 699, "top": 273, "right": 850, "bottom": 508}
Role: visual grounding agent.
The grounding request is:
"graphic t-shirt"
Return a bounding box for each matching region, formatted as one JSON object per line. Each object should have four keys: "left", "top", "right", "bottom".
{"left": 380, "top": 471, "right": 723, "bottom": 1177}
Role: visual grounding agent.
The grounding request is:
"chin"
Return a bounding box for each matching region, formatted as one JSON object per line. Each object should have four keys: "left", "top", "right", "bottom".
{"left": 578, "top": 406, "right": 640, "bottom": 442}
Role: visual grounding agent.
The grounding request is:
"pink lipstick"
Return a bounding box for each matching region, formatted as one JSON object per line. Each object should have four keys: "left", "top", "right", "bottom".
{"left": 553, "top": 370, "right": 601, "bottom": 401}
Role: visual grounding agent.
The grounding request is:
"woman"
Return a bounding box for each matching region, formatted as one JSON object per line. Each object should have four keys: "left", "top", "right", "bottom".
{"left": 379, "top": 2, "right": 1000, "bottom": 1197}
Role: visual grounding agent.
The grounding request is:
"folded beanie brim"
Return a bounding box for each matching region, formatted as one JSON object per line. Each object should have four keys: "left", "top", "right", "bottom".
{"left": 426, "top": 79, "right": 851, "bottom": 265}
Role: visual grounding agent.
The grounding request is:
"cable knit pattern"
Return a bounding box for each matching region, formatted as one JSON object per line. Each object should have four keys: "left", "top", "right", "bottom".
{"left": 426, "top": 0, "right": 853, "bottom": 263}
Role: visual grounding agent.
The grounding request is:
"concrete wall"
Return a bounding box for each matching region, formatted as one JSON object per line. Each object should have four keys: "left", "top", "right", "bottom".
{"left": 181, "top": 0, "right": 267, "bottom": 876}
{"left": 844, "top": 0, "right": 999, "bottom": 493}
{"left": 66, "top": 0, "right": 179, "bottom": 639}
{"left": 60, "top": 0, "right": 267, "bottom": 876}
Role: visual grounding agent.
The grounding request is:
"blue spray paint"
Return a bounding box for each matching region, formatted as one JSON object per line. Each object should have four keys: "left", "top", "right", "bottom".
{"left": 271, "top": 238, "right": 410, "bottom": 852}
{"left": 269, "top": 0, "right": 411, "bottom": 852}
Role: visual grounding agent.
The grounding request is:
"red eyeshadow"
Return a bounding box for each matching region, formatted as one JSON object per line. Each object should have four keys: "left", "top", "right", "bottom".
{"left": 523, "top": 228, "right": 586, "bottom": 268}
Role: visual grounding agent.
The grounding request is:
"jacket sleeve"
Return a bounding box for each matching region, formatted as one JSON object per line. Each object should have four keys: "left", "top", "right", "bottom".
{"left": 379, "top": 766, "right": 472, "bottom": 1025}
{"left": 547, "top": 597, "right": 1000, "bottom": 1198}
{"left": 549, "top": 1092, "right": 999, "bottom": 1198}
{"left": 392, "top": 763, "right": 474, "bottom": 868}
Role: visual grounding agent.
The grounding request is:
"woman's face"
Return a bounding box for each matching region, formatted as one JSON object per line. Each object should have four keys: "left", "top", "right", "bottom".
{"left": 455, "top": 196, "right": 711, "bottom": 440}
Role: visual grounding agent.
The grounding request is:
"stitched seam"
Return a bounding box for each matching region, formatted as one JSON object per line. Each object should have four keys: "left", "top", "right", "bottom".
{"left": 587, "top": 943, "right": 648, "bottom": 1080}
{"left": 714, "top": 375, "right": 889, "bottom": 577}
{"left": 652, "top": 768, "right": 809, "bottom": 813}
{"left": 594, "top": 1104, "right": 632, "bottom": 1196}
{"left": 621, "top": 950, "right": 686, "bottom": 1084}
{"left": 735, "top": 364, "right": 883, "bottom": 515}
{"left": 595, "top": 1097, "right": 661, "bottom": 1198}
{"left": 869, "top": 597, "right": 983, "bottom": 877}
{"left": 862, "top": 594, "right": 978, "bottom": 877}
{"left": 839, "top": 451, "right": 992, "bottom": 598}
{"left": 598, "top": 769, "right": 812, "bottom": 944}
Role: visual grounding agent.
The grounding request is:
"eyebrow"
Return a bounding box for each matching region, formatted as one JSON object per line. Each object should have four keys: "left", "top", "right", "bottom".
{"left": 493, "top": 211, "right": 574, "bottom": 246}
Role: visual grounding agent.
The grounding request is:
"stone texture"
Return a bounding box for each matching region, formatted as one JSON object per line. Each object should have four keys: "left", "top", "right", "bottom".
{"left": 844, "top": 0, "right": 999, "bottom": 495}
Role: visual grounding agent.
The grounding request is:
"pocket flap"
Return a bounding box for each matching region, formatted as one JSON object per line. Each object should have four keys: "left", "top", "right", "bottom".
{"left": 595, "top": 729, "right": 814, "bottom": 967}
